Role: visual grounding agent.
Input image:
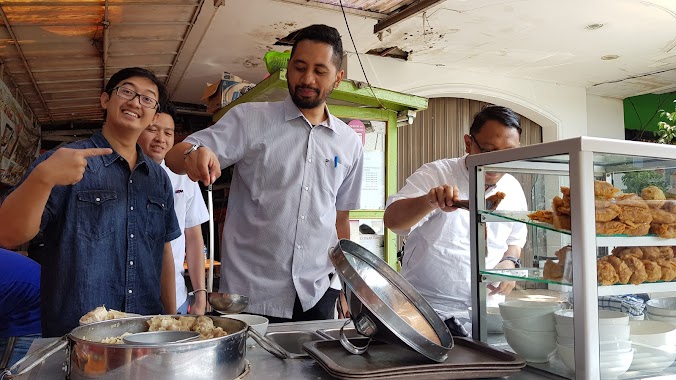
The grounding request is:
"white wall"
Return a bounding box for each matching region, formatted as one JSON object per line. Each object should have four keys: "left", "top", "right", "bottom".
{"left": 585, "top": 95, "right": 625, "bottom": 139}
{"left": 345, "top": 54, "right": 625, "bottom": 143}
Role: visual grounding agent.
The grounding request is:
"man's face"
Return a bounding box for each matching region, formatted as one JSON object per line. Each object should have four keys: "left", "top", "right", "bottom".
{"left": 287, "top": 40, "right": 344, "bottom": 110}
{"left": 137, "top": 113, "right": 175, "bottom": 163}
{"left": 100, "top": 76, "right": 159, "bottom": 134}
{"left": 464, "top": 119, "right": 520, "bottom": 186}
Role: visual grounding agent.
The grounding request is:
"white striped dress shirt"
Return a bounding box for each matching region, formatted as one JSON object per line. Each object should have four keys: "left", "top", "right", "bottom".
{"left": 184, "top": 96, "right": 363, "bottom": 318}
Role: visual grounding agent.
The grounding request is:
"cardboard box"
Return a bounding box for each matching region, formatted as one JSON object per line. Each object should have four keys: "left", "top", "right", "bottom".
{"left": 201, "top": 72, "right": 255, "bottom": 113}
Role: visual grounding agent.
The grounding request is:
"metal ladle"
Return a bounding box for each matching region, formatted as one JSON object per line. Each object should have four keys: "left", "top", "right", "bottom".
{"left": 208, "top": 292, "right": 250, "bottom": 314}
{"left": 205, "top": 184, "right": 251, "bottom": 314}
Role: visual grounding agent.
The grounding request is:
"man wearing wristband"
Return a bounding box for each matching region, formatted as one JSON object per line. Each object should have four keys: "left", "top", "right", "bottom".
{"left": 137, "top": 103, "right": 209, "bottom": 314}
{"left": 165, "top": 25, "right": 363, "bottom": 322}
{"left": 384, "top": 105, "right": 527, "bottom": 336}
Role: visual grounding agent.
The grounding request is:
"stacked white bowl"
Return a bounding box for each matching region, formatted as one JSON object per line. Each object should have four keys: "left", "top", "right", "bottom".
{"left": 645, "top": 297, "right": 676, "bottom": 323}
{"left": 554, "top": 310, "right": 633, "bottom": 379}
{"left": 628, "top": 320, "right": 676, "bottom": 373}
{"left": 499, "top": 301, "right": 561, "bottom": 363}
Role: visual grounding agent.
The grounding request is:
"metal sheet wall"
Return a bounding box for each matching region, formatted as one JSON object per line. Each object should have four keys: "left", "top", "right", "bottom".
{"left": 397, "top": 97, "right": 542, "bottom": 189}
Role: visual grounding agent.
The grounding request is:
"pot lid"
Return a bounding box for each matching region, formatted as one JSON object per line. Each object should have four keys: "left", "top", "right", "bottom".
{"left": 329, "top": 239, "right": 453, "bottom": 362}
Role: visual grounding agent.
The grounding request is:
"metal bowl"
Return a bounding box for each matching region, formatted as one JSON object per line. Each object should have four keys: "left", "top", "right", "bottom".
{"left": 208, "top": 292, "right": 250, "bottom": 314}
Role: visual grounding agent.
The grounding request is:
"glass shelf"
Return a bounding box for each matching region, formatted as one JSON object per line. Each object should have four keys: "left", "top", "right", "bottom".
{"left": 480, "top": 269, "right": 676, "bottom": 296}
{"left": 480, "top": 268, "right": 569, "bottom": 286}
{"left": 479, "top": 210, "right": 570, "bottom": 235}
{"left": 479, "top": 210, "right": 676, "bottom": 246}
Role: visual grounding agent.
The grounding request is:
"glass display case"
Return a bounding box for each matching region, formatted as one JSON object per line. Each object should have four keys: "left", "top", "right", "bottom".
{"left": 466, "top": 137, "right": 676, "bottom": 379}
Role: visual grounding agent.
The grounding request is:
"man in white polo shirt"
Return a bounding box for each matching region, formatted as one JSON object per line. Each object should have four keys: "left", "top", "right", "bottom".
{"left": 384, "top": 105, "right": 528, "bottom": 335}
{"left": 138, "top": 103, "right": 209, "bottom": 314}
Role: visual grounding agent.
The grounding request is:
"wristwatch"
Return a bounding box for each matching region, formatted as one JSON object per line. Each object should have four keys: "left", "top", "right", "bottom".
{"left": 183, "top": 143, "right": 201, "bottom": 159}
{"left": 499, "top": 256, "right": 521, "bottom": 268}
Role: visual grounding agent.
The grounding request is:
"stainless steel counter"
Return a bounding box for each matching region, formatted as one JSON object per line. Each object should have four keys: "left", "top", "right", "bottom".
{"left": 12, "top": 319, "right": 563, "bottom": 380}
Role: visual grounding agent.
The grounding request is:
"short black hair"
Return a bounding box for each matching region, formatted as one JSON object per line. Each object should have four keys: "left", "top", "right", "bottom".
{"left": 104, "top": 67, "right": 167, "bottom": 107}
{"left": 290, "top": 24, "right": 343, "bottom": 70}
{"left": 159, "top": 101, "right": 176, "bottom": 118}
{"left": 469, "top": 105, "right": 522, "bottom": 136}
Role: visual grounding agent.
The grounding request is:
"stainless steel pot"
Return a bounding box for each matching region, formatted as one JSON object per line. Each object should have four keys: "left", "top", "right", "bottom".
{"left": 330, "top": 239, "right": 454, "bottom": 363}
{"left": 2, "top": 315, "right": 285, "bottom": 380}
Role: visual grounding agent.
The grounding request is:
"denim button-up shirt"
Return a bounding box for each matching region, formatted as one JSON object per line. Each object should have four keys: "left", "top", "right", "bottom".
{"left": 14, "top": 132, "right": 181, "bottom": 337}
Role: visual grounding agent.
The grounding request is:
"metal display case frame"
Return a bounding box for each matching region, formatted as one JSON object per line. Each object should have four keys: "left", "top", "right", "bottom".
{"left": 466, "top": 136, "right": 676, "bottom": 380}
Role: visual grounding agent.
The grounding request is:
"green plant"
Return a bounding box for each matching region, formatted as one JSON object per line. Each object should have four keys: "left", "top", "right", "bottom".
{"left": 621, "top": 170, "right": 668, "bottom": 195}
{"left": 657, "top": 100, "right": 676, "bottom": 144}
{"left": 621, "top": 101, "right": 675, "bottom": 193}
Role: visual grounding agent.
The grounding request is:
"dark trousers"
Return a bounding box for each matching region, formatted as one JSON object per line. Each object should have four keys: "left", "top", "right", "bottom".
{"left": 262, "top": 288, "right": 341, "bottom": 323}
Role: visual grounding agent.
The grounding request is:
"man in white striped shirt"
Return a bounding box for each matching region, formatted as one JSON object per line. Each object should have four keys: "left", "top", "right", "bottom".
{"left": 166, "top": 24, "right": 364, "bottom": 322}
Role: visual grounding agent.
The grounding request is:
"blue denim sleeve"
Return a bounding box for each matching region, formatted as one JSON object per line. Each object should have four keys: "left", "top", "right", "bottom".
{"left": 6, "top": 150, "right": 64, "bottom": 233}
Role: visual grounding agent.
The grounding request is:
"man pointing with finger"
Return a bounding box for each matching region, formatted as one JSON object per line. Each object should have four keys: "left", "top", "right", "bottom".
{"left": 1, "top": 67, "right": 181, "bottom": 337}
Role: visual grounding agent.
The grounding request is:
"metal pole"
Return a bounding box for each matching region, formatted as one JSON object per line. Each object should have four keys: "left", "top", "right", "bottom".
{"left": 207, "top": 184, "right": 215, "bottom": 312}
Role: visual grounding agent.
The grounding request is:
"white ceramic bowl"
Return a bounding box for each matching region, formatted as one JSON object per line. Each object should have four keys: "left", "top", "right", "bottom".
{"left": 555, "top": 324, "right": 630, "bottom": 342}
{"left": 486, "top": 307, "right": 503, "bottom": 333}
{"left": 554, "top": 309, "right": 629, "bottom": 326}
{"left": 557, "top": 336, "right": 574, "bottom": 346}
{"left": 499, "top": 301, "right": 562, "bottom": 321}
{"left": 629, "top": 342, "right": 676, "bottom": 373}
{"left": 503, "top": 325, "right": 557, "bottom": 363}
{"left": 225, "top": 314, "right": 269, "bottom": 345}
{"left": 646, "top": 297, "right": 676, "bottom": 317}
{"left": 646, "top": 312, "right": 676, "bottom": 324}
{"left": 557, "top": 344, "right": 633, "bottom": 379}
{"left": 629, "top": 320, "right": 676, "bottom": 347}
{"left": 502, "top": 312, "right": 555, "bottom": 332}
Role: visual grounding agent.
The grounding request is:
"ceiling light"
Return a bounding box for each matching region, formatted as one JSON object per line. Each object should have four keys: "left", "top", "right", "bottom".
{"left": 585, "top": 23, "right": 604, "bottom": 30}
{"left": 601, "top": 55, "right": 619, "bottom": 60}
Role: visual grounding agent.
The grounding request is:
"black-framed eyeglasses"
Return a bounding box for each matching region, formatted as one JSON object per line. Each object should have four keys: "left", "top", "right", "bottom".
{"left": 113, "top": 87, "right": 159, "bottom": 109}
{"left": 470, "top": 135, "right": 496, "bottom": 153}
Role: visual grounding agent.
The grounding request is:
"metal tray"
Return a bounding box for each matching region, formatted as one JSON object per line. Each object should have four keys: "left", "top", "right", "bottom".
{"left": 264, "top": 330, "right": 326, "bottom": 358}
{"left": 302, "top": 337, "right": 525, "bottom": 379}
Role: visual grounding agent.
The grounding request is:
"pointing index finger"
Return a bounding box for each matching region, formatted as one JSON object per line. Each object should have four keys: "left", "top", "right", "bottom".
{"left": 80, "top": 148, "right": 113, "bottom": 157}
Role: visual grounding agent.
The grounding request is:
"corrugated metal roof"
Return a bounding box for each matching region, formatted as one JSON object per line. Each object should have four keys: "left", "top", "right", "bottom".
{"left": 315, "top": 0, "right": 417, "bottom": 14}
{"left": 0, "top": 0, "right": 202, "bottom": 125}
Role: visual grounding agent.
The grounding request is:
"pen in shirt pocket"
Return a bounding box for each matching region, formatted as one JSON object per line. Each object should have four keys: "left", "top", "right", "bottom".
{"left": 326, "top": 156, "right": 338, "bottom": 168}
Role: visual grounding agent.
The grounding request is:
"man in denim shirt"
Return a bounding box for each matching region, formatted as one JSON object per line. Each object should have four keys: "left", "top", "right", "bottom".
{"left": 0, "top": 67, "right": 181, "bottom": 337}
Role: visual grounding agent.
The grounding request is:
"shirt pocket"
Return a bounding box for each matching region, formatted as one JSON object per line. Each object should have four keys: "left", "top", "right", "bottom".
{"left": 77, "top": 190, "right": 117, "bottom": 240}
{"left": 144, "top": 196, "right": 167, "bottom": 242}
{"left": 321, "top": 160, "right": 348, "bottom": 198}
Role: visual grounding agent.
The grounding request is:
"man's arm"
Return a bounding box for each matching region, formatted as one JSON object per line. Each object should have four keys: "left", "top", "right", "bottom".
{"left": 165, "top": 142, "right": 192, "bottom": 175}
{"left": 0, "top": 147, "right": 111, "bottom": 248}
{"left": 184, "top": 225, "right": 206, "bottom": 315}
{"left": 488, "top": 245, "right": 522, "bottom": 296}
{"left": 161, "top": 242, "right": 177, "bottom": 314}
{"left": 335, "top": 210, "right": 351, "bottom": 318}
{"left": 383, "top": 185, "right": 460, "bottom": 231}
{"left": 335, "top": 210, "right": 350, "bottom": 239}
{"left": 166, "top": 143, "right": 221, "bottom": 186}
